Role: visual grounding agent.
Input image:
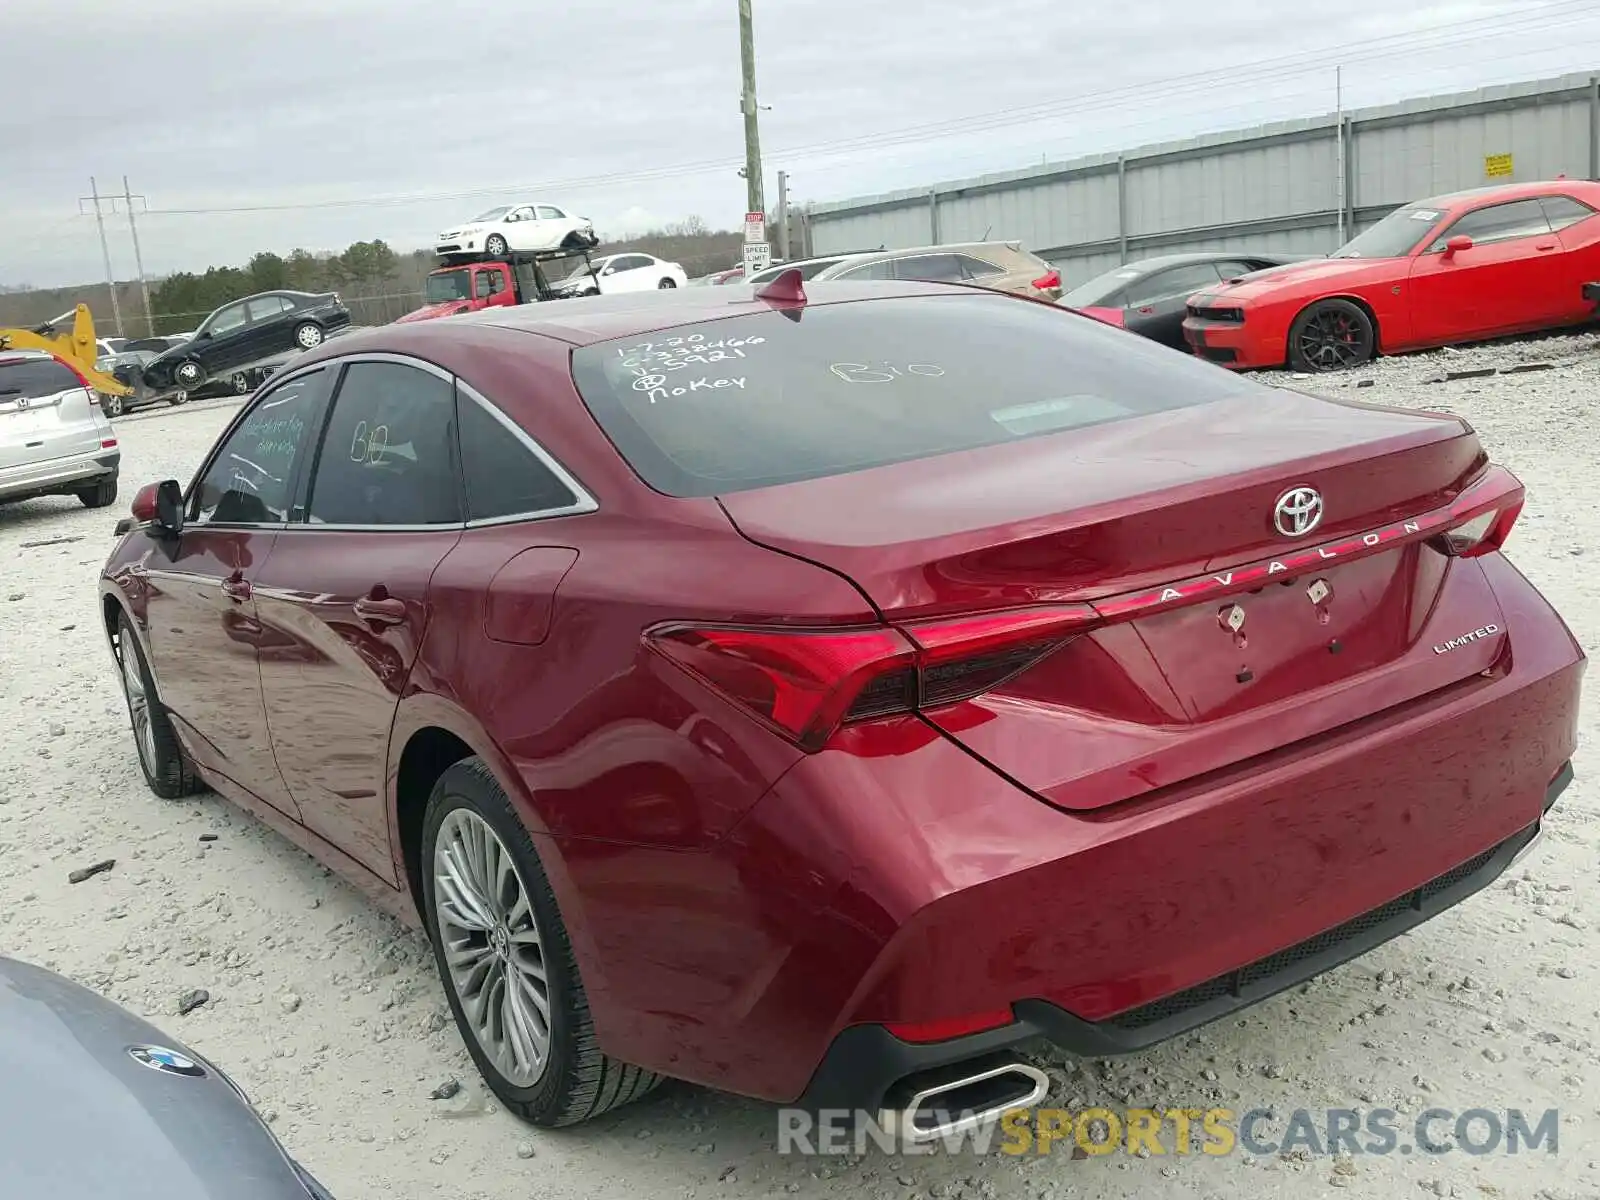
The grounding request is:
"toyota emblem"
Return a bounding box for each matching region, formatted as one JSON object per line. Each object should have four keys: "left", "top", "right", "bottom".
{"left": 1273, "top": 486, "right": 1324, "bottom": 538}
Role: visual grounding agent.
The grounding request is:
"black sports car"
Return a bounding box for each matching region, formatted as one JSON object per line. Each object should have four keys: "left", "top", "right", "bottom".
{"left": 141, "top": 291, "right": 350, "bottom": 392}
{"left": 1059, "top": 251, "right": 1312, "bottom": 348}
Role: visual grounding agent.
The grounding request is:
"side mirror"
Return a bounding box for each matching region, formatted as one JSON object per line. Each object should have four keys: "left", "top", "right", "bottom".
{"left": 133, "top": 479, "right": 184, "bottom": 536}
{"left": 1444, "top": 235, "right": 1474, "bottom": 256}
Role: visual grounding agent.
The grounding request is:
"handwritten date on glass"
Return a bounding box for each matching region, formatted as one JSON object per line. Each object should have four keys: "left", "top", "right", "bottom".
{"left": 618, "top": 334, "right": 766, "bottom": 373}
{"left": 829, "top": 362, "right": 946, "bottom": 384}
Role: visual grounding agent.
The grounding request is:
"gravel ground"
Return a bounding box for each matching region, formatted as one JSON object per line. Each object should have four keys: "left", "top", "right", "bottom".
{"left": 2, "top": 335, "right": 1599, "bottom": 1200}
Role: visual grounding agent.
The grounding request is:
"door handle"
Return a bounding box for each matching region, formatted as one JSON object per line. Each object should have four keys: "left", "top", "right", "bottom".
{"left": 1536, "top": 242, "right": 1557, "bottom": 251}
{"left": 221, "top": 575, "right": 251, "bottom": 602}
{"left": 354, "top": 595, "right": 407, "bottom": 625}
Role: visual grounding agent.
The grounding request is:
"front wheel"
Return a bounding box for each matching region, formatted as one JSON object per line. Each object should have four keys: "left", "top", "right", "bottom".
{"left": 657, "top": 278, "right": 677, "bottom": 289}
{"left": 1287, "top": 299, "right": 1376, "bottom": 372}
{"left": 485, "top": 234, "right": 510, "bottom": 257}
{"left": 116, "top": 612, "right": 204, "bottom": 799}
{"left": 293, "top": 322, "right": 325, "bottom": 350}
{"left": 174, "top": 359, "right": 206, "bottom": 388}
{"left": 421, "top": 758, "right": 661, "bottom": 1126}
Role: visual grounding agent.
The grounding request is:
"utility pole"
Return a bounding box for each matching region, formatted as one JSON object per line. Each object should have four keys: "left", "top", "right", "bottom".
{"left": 776, "top": 170, "right": 790, "bottom": 260}
{"left": 1335, "top": 65, "right": 1346, "bottom": 246}
{"left": 119, "top": 177, "right": 156, "bottom": 336}
{"left": 79, "top": 177, "right": 125, "bottom": 337}
{"left": 738, "top": 0, "right": 764, "bottom": 216}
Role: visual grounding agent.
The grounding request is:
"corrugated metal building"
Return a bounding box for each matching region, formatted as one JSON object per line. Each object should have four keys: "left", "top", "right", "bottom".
{"left": 808, "top": 71, "right": 1600, "bottom": 285}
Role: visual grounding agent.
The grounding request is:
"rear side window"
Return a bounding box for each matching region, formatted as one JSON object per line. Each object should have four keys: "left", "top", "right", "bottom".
{"left": 570, "top": 293, "right": 1252, "bottom": 497}
{"left": 1541, "top": 194, "right": 1597, "bottom": 231}
{"left": 457, "top": 391, "right": 579, "bottom": 520}
{"left": 0, "top": 358, "right": 82, "bottom": 399}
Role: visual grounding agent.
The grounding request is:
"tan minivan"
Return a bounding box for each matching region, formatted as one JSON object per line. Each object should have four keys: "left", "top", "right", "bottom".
{"left": 810, "top": 241, "right": 1062, "bottom": 300}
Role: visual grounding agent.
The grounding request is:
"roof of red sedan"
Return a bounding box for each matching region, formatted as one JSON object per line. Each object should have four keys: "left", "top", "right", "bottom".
{"left": 445, "top": 278, "right": 964, "bottom": 346}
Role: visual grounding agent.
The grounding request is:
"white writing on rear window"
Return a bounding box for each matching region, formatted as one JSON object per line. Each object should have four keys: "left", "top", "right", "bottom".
{"left": 633, "top": 375, "right": 747, "bottom": 404}
{"left": 829, "top": 362, "right": 946, "bottom": 384}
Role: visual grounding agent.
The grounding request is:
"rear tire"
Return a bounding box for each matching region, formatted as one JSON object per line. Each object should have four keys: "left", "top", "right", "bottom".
{"left": 116, "top": 612, "right": 204, "bottom": 799}
{"left": 100, "top": 393, "right": 124, "bottom": 418}
{"left": 168, "top": 390, "right": 189, "bottom": 406}
{"left": 293, "top": 322, "right": 325, "bottom": 350}
{"left": 421, "top": 758, "right": 662, "bottom": 1127}
{"left": 1287, "top": 299, "right": 1376, "bottom": 372}
{"left": 77, "top": 478, "right": 118, "bottom": 508}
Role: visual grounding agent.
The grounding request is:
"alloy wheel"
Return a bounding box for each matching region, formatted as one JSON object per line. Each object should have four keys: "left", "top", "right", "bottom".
{"left": 1296, "top": 306, "right": 1371, "bottom": 370}
{"left": 296, "top": 325, "right": 324, "bottom": 349}
{"left": 432, "top": 808, "right": 551, "bottom": 1087}
{"left": 120, "top": 642, "right": 157, "bottom": 775}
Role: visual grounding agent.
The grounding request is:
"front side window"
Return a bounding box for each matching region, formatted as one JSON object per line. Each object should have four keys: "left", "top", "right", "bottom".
{"left": 426, "top": 271, "right": 472, "bottom": 303}
{"left": 304, "top": 362, "right": 461, "bottom": 527}
{"left": 1428, "top": 198, "right": 1552, "bottom": 251}
{"left": 470, "top": 206, "right": 511, "bottom": 222}
{"left": 190, "top": 369, "right": 331, "bottom": 525}
{"left": 570, "top": 292, "right": 1255, "bottom": 497}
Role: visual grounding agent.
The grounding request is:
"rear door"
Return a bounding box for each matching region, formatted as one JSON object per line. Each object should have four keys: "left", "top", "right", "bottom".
{"left": 1407, "top": 198, "right": 1563, "bottom": 340}
{"left": 0, "top": 358, "right": 103, "bottom": 471}
{"left": 243, "top": 295, "right": 296, "bottom": 364}
{"left": 1120, "top": 262, "right": 1225, "bottom": 347}
{"left": 139, "top": 369, "right": 334, "bottom": 816}
{"left": 253, "top": 357, "right": 464, "bottom": 882}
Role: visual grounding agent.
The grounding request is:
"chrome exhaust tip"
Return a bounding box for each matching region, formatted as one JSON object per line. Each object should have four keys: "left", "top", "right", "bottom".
{"left": 878, "top": 1056, "right": 1050, "bottom": 1144}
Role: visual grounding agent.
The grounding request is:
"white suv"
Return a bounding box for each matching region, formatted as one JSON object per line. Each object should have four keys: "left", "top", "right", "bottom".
{"left": 0, "top": 351, "right": 121, "bottom": 508}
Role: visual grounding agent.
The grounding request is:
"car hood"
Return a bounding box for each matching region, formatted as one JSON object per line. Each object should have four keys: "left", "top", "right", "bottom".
{"left": 0, "top": 956, "right": 315, "bottom": 1199}
{"left": 1201, "top": 255, "right": 1401, "bottom": 301}
{"left": 396, "top": 299, "right": 472, "bottom": 323}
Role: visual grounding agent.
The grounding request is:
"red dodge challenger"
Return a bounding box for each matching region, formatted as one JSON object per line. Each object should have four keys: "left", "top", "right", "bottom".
{"left": 99, "top": 276, "right": 1582, "bottom": 1140}
{"left": 1183, "top": 179, "right": 1600, "bottom": 371}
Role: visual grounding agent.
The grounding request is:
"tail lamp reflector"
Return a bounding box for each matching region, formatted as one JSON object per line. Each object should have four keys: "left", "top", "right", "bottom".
{"left": 646, "top": 605, "right": 1095, "bottom": 752}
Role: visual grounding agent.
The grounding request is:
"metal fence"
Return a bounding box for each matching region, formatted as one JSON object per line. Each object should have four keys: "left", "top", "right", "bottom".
{"left": 807, "top": 71, "right": 1600, "bottom": 285}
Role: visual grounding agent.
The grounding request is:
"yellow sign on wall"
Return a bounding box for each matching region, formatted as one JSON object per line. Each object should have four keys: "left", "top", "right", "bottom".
{"left": 1485, "top": 153, "right": 1514, "bottom": 179}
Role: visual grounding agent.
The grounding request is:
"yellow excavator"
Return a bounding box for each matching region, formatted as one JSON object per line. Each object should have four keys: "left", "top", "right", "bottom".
{"left": 0, "top": 304, "right": 132, "bottom": 398}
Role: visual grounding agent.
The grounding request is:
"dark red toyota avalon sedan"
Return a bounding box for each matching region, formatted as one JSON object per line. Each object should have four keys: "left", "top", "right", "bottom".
{"left": 99, "top": 275, "right": 1583, "bottom": 1139}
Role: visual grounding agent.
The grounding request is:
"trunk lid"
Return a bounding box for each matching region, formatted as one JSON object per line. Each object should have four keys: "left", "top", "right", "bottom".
{"left": 719, "top": 388, "right": 1505, "bottom": 810}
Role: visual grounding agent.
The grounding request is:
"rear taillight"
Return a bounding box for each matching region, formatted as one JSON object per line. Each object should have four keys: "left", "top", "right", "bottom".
{"left": 646, "top": 604, "right": 1095, "bottom": 752}
{"left": 1429, "top": 468, "right": 1524, "bottom": 559}
{"left": 1032, "top": 269, "right": 1061, "bottom": 291}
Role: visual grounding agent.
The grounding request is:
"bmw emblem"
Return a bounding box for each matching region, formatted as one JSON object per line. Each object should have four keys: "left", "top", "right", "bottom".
{"left": 128, "top": 1045, "right": 207, "bottom": 1078}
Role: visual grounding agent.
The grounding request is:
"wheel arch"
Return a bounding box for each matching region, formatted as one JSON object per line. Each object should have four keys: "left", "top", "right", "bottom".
{"left": 1286, "top": 292, "right": 1383, "bottom": 366}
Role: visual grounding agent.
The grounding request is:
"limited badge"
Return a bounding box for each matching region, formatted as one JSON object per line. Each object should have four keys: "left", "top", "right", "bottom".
{"left": 128, "top": 1045, "right": 207, "bottom": 1078}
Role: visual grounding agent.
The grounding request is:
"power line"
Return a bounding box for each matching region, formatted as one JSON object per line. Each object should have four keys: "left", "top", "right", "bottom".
{"left": 133, "top": 2, "right": 1599, "bottom": 219}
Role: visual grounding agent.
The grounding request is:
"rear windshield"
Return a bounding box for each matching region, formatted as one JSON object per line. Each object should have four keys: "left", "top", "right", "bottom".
{"left": 569, "top": 293, "right": 1251, "bottom": 497}
{"left": 1059, "top": 266, "right": 1142, "bottom": 309}
{"left": 0, "top": 358, "right": 83, "bottom": 399}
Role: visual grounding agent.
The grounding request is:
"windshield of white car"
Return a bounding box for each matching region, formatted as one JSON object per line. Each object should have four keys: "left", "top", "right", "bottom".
{"left": 425, "top": 271, "right": 472, "bottom": 302}
{"left": 471, "top": 207, "right": 511, "bottom": 222}
{"left": 1331, "top": 205, "right": 1447, "bottom": 258}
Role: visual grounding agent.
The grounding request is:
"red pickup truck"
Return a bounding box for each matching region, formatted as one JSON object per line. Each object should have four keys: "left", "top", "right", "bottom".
{"left": 397, "top": 253, "right": 596, "bottom": 323}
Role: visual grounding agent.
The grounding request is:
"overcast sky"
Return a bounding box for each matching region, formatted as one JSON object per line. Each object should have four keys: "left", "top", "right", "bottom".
{"left": 4, "top": 0, "right": 1598, "bottom": 289}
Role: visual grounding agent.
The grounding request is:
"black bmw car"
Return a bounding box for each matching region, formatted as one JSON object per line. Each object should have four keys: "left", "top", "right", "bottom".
{"left": 141, "top": 291, "right": 350, "bottom": 392}
{"left": 1059, "top": 251, "right": 1311, "bottom": 348}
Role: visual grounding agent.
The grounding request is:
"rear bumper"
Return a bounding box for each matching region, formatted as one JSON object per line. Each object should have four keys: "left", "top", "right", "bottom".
{"left": 1182, "top": 316, "right": 1282, "bottom": 369}
{"left": 800, "top": 765, "right": 1568, "bottom": 1112}
{"left": 0, "top": 448, "right": 119, "bottom": 500}
{"left": 571, "top": 553, "right": 1583, "bottom": 1107}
